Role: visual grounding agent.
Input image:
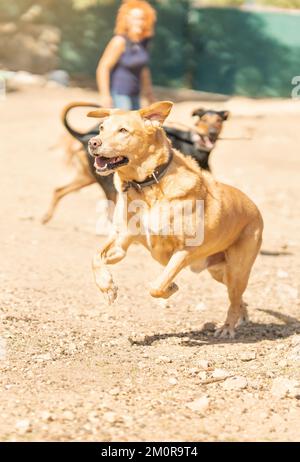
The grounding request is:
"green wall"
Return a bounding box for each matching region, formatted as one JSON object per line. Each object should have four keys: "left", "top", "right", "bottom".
{"left": 186, "top": 8, "right": 300, "bottom": 96}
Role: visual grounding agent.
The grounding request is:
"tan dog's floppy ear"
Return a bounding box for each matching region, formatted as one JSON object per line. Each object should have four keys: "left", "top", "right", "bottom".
{"left": 139, "top": 101, "right": 173, "bottom": 124}
{"left": 87, "top": 108, "right": 111, "bottom": 118}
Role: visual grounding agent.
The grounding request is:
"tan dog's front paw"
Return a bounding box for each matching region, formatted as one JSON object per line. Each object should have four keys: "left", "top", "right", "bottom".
{"left": 150, "top": 282, "right": 179, "bottom": 299}
{"left": 105, "top": 247, "right": 126, "bottom": 265}
{"left": 94, "top": 266, "right": 118, "bottom": 305}
{"left": 214, "top": 324, "right": 236, "bottom": 339}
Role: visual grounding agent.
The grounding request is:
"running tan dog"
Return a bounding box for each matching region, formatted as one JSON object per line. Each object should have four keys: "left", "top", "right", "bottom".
{"left": 87, "top": 101, "right": 263, "bottom": 338}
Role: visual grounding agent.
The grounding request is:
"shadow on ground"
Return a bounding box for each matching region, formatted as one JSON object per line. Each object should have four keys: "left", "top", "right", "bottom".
{"left": 129, "top": 309, "right": 300, "bottom": 347}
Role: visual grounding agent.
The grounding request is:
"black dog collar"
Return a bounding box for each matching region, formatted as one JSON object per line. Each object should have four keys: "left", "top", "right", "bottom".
{"left": 122, "top": 148, "right": 173, "bottom": 193}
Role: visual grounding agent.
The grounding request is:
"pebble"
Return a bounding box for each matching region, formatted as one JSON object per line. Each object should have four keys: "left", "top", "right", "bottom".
{"left": 35, "top": 353, "right": 52, "bottom": 362}
{"left": 198, "top": 360, "right": 211, "bottom": 370}
{"left": 62, "top": 410, "right": 75, "bottom": 421}
{"left": 186, "top": 396, "right": 210, "bottom": 413}
{"left": 155, "top": 355, "right": 172, "bottom": 364}
{"left": 103, "top": 411, "right": 118, "bottom": 424}
{"left": 195, "top": 302, "right": 207, "bottom": 312}
{"left": 15, "top": 419, "right": 31, "bottom": 434}
{"left": 287, "top": 345, "right": 300, "bottom": 362}
{"left": 222, "top": 376, "right": 248, "bottom": 390}
{"left": 109, "top": 387, "right": 120, "bottom": 396}
{"left": 212, "top": 369, "right": 230, "bottom": 379}
{"left": 271, "top": 377, "right": 300, "bottom": 399}
{"left": 291, "top": 335, "right": 300, "bottom": 346}
{"left": 88, "top": 411, "right": 99, "bottom": 423}
{"left": 240, "top": 351, "right": 256, "bottom": 361}
{"left": 157, "top": 299, "right": 170, "bottom": 309}
{"left": 188, "top": 367, "right": 199, "bottom": 376}
{"left": 40, "top": 411, "right": 54, "bottom": 422}
{"left": 277, "top": 269, "right": 288, "bottom": 279}
{"left": 198, "top": 371, "right": 207, "bottom": 381}
{"left": 168, "top": 377, "right": 178, "bottom": 386}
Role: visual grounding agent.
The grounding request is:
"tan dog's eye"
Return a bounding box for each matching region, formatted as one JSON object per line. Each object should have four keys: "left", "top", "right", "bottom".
{"left": 99, "top": 124, "right": 104, "bottom": 131}
{"left": 119, "top": 128, "right": 128, "bottom": 134}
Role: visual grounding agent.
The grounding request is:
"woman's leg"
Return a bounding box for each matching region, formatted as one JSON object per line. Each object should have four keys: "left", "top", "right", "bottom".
{"left": 131, "top": 95, "right": 141, "bottom": 110}
{"left": 112, "top": 93, "right": 141, "bottom": 110}
{"left": 112, "top": 93, "right": 132, "bottom": 110}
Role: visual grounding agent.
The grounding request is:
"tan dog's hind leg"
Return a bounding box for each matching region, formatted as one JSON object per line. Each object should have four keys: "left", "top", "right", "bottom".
{"left": 42, "top": 174, "right": 94, "bottom": 224}
{"left": 150, "top": 250, "right": 190, "bottom": 299}
{"left": 210, "top": 222, "right": 262, "bottom": 338}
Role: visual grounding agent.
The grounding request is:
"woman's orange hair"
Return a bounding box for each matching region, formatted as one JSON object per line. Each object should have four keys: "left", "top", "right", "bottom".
{"left": 115, "top": 0, "right": 157, "bottom": 40}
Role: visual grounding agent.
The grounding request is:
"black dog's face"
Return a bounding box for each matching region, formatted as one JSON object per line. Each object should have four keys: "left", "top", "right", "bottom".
{"left": 192, "top": 108, "right": 230, "bottom": 148}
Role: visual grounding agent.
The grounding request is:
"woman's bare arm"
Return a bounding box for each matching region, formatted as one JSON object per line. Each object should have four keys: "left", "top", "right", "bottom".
{"left": 96, "top": 36, "right": 126, "bottom": 107}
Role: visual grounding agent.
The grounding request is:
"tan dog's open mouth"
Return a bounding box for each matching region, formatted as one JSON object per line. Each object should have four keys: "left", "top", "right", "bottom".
{"left": 94, "top": 155, "right": 129, "bottom": 174}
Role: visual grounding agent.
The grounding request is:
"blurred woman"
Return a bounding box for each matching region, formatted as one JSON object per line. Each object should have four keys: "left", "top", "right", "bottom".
{"left": 96, "top": 0, "right": 156, "bottom": 110}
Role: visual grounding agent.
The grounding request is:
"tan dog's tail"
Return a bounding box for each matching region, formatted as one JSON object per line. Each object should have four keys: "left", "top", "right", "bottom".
{"left": 61, "top": 101, "right": 101, "bottom": 143}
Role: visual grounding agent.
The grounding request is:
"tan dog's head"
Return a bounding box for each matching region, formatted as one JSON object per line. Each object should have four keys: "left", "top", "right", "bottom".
{"left": 87, "top": 101, "right": 173, "bottom": 176}
{"left": 192, "top": 108, "right": 230, "bottom": 151}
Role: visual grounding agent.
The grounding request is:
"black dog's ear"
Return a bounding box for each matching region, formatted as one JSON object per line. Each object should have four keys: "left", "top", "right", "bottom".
{"left": 192, "top": 108, "right": 207, "bottom": 118}
{"left": 218, "top": 110, "right": 230, "bottom": 121}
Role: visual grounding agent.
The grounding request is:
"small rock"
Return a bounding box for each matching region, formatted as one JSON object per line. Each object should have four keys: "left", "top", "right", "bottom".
{"left": 222, "top": 376, "right": 248, "bottom": 390}
{"left": 168, "top": 377, "right": 178, "bottom": 386}
{"left": 277, "top": 269, "right": 288, "bottom": 279}
{"left": 195, "top": 302, "right": 207, "bottom": 312}
{"left": 186, "top": 396, "right": 209, "bottom": 413}
{"left": 103, "top": 411, "right": 118, "bottom": 424}
{"left": 157, "top": 299, "right": 170, "bottom": 309}
{"left": 40, "top": 411, "right": 54, "bottom": 422}
{"left": 188, "top": 367, "right": 199, "bottom": 376}
{"left": 62, "top": 410, "right": 74, "bottom": 421}
{"left": 15, "top": 419, "right": 31, "bottom": 434}
{"left": 266, "top": 371, "right": 275, "bottom": 378}
{"left": 291, "top": 335, "right": 300, "bottom": 346}
{"left": 168, "top": 368, "right": 178, "bottom": 376}
{"left": 109, "top": 387, "right": 120, "bottom": 396}
{"left": 88, "top": 411, "right": 99, "bottom": 423}
{"left": 198, "top": 371, "right": 207, "bottom": 381}
{"left": 155, "top": 355, "right": 172, "bottom": 364}
{"left": 35, "top": 353, "right": 52, "bottom": 362}
{"left": 278, "top": 284, "right": 298, "bottom": 300}
{"left": 240, "top": 351, "right": 256, "bottom": 361}
{"left": 198, "top": 359, "right": 211, "bottom": 370}
{"left": 278, "top": 359, "right": 288, "bottom": 368}
{"left": 287, "top": 345, "right": 300, "bottom": 362}
{"left": 212, "top": 369, "right": 230, "bottom": 379}
{"left": 271, "top": 377, "right": 300, "bottom": 399}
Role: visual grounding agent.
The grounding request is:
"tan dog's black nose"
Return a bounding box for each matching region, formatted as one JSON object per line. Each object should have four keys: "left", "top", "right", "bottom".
{"left": 88, "top": 137, "right": 102, "bottom": 155}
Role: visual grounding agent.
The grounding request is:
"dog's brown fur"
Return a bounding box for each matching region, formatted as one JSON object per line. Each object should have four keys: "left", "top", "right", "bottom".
{"left": 88, "top": 101, "right": 263, "bottom": 338}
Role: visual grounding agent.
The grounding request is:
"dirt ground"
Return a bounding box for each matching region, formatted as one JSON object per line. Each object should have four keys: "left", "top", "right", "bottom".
{"left": 1, "top": 86, "right": 300, "bottom": 442}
